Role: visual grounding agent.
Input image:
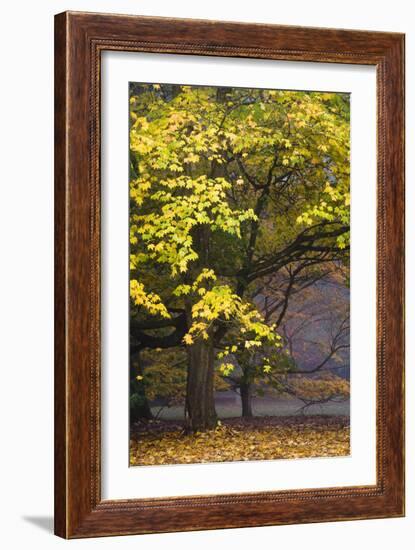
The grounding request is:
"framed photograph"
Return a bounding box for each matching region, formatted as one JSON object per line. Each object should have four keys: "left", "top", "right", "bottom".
{"left": 54, "top": 11, "right": 405, "bottom": 538}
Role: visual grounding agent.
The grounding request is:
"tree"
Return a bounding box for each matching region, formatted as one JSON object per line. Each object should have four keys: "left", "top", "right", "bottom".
{"left": 219, "top": 261, "right": 340, "bottom": 416}
{"left": 129, "top": 84, "right": 350, "bottom": 430}
{"left": 272, "top": 275, "right": 350, "bottom": 413}
{"left": 216, "top": 341, "right": 293, "bottom": 417}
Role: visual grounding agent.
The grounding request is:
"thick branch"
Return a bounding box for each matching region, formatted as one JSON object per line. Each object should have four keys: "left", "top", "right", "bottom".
{"left": 130, "top": 313, "right": 188, "bottom": 352}
{"left": 244, "top": 223, "right": 349, "bottom": 283}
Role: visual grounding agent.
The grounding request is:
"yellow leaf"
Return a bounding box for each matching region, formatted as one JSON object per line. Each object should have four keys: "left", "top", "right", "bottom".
{"left": 183, "top": 333, "right": 194, "bottom": 345}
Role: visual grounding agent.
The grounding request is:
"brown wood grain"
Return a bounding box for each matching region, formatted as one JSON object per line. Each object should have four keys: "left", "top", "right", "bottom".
{"left": 54, "top": 11, "right": 405, "bottom": 538}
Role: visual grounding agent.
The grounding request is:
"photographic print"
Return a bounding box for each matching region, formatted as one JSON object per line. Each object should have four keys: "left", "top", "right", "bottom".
{"left": 55, "top": 13, "right": 404, "bottom": 537}
{"left": 128, "top": 83, "right": 350, "bottom": 466}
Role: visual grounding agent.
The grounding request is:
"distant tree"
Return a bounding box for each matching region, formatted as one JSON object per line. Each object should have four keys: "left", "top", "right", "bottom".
{"left": 272, "top": 276, "right": 350, "bottom": 413}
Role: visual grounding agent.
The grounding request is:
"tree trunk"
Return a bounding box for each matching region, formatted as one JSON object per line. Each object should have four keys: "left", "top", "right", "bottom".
{"left": 184, "top": 221, "right": 217, "bottom": 432}
{"left": 185, "top": 337, "right": 217, "bottom": 432}
{"left": 240, "top": 381, "right": 253, "bottom": 418}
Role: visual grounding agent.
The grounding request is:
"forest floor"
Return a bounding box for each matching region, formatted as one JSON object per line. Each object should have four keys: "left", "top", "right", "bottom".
{"left": 129, "top": 415, "right": 350, "bottom": 466}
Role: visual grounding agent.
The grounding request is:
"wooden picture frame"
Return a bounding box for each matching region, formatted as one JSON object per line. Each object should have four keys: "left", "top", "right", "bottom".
{"left": 54, "top": 11, "right": 405, "bottom": 538}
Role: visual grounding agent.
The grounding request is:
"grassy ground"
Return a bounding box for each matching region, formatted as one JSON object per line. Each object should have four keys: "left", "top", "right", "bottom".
{"left": 130, "top": 415, "right": 350, "bottom": 466}
{"left": 152, "top": 394, "right": 350, "bottom": 421}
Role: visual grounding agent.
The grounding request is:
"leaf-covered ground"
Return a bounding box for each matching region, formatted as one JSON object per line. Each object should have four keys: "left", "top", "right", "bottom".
{"left": 130, "top": 416, "right": 350, "bottom": 466}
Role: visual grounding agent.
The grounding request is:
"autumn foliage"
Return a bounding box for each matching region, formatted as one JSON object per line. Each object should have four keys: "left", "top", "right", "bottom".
{"left": 130, "top": 416, "right": 350, "bottom": 466}
{"left": 129, "top": 82, "right": 350, "bottom": 461}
